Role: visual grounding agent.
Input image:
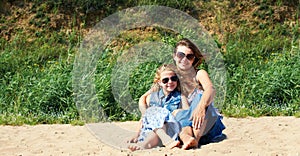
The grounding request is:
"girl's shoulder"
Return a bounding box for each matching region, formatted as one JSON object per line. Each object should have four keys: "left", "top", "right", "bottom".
{"left": 172, "top": 90, "right": 181, "bottom": 96}
{"left": 149, "top": 89, "right": 164, "bottom": 100}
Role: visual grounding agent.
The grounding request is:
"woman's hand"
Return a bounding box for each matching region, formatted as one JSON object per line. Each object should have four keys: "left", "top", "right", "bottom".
{"left": 190, "top": 104, "right": 206, "bottom": 129}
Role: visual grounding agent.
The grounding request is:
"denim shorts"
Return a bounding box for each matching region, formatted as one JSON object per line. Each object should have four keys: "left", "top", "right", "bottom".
{"left": 199, "top": 116, "right": 225, "bottom": 145}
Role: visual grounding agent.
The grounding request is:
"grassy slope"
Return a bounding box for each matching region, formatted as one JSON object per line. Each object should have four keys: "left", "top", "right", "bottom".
{"left": 0, "top": 0, "right": 299, "bottom": 124}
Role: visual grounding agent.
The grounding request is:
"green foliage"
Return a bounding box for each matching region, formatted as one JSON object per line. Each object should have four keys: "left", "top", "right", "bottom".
{"left": 129, "top": 62, "right": 160, "bottom": 103}
{"left": 93, "top": 31, "right": 177, "bottom": 121}
{"left": 0, "top": 0, "right": 299, "bottom": 125}
{"left": 0, "top": 30, "right": 79, "bottom": 125}
{"left": 223, "top": 24, "right": 300, "bottom": 117}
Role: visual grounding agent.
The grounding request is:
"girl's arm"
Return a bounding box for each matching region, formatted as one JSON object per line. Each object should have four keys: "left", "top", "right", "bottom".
{"left": 191, "top": 69, "right": 216, "bottom": 129}
{"left": 138, "top": 89, "right": 151, "bottom": 115}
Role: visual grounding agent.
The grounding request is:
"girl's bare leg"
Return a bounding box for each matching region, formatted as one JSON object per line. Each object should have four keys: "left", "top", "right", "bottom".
{"left": 155, "top": 126, "right": 180, "bottom": 149}
{"left": 179, "top": 127, "right": 198, "bottom": 150}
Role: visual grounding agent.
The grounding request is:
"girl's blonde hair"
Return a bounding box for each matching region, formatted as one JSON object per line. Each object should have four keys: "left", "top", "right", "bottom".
{"left": 151, "top": 64, "right": 180, "bottom": 92}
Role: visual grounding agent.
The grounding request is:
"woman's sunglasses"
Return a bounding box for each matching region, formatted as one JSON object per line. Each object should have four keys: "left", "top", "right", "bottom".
{"left": 176, "top": 52, "right": 195, "bottom": 60}
{"left": 161, "top": 75, "right": 178, "bottom": 84}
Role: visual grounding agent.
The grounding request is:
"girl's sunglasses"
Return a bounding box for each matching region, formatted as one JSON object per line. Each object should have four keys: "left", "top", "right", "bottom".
{"left": 161, "top": 75, "right": 178, "bottom": 84}
{"left": 176, "top": 52, "right": 195, "bottom": 60}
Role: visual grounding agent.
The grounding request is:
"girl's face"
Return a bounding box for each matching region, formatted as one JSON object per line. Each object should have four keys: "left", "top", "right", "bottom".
{"left": 173, "top": 45, "right": 195, "bottom": 71}
{"left": 159, "top": 70, "right": 178, "bottom": 95}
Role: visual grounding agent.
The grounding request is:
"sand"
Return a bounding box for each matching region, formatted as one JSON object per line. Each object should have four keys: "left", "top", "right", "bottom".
{"left": 1, "top": 117, "right": 300, "bottom": 156}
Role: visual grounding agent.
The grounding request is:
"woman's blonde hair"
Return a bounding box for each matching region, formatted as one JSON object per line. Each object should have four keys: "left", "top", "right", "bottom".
{"left": 151, "top": 64, "right": 180, "bottom": 92}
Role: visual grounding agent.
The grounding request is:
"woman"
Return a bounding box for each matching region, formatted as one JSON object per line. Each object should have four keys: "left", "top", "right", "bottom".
{"left": 139, "top": 38, "right": 225, "bottom": 150}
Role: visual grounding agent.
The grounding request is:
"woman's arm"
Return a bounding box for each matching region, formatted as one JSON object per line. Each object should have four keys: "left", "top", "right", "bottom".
{"left": 196, "top": 69, "right": 216, "bottom": 108}
{"left": 191, "top": 69, "right": 216, "bottom": 129}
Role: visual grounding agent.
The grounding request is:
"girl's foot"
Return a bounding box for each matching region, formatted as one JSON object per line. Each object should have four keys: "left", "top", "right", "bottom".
{"left": 127, "top": 143, "right": 144, "bottom": 151}
{"left": 127, "top": 136, "right": 138, "bottom": 143}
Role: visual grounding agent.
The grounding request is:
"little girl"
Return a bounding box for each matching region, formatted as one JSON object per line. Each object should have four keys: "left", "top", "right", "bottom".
{"left": 127, "top": 64, "right": 189, "bottom": 151}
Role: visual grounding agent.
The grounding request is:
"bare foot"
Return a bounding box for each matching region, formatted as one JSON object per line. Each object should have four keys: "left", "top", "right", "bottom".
{"left": 182, "top": 137, "right": 198, "bottom": 150}
{"left": 164, "top": 140, "right": 181, "bottom": 149}
{"left": 180, "top": 134, "right": 198, "bottom": 150}
{"left": 127, "top": 136, "right": 138, "bottom": 143}
{"left": 127, "top": 143, "right": 144, "bottom": 151}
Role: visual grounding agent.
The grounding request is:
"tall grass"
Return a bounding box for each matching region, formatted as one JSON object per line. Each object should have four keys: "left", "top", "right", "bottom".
{"left": 93, "top": 30, "right": 179, "bottom": 121}
{"left": 223, "top": 24, "right": 300, "bottom": 117}
{"left": 0, "top": 0, "right": 299, "bottom": 125}
{"left": 93, "top": 22, "right": 300, "bottom": 120}
{"left": 0, "top": 30, "right": 80, "bottom": 125}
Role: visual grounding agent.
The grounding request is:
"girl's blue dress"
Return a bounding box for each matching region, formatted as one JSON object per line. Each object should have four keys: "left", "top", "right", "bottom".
{"left": 138, "top": 89, "right": 181, "bottom": 142}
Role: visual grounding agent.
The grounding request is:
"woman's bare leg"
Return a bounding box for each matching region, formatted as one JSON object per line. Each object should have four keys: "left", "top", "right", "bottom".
{"left": 193, "top": 115, "right": 215, "bottom": 143}
{"left": 179, "top": 127, "right": 198, "bottom": 150}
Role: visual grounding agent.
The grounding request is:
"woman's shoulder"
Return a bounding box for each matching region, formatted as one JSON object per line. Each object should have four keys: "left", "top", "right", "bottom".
{"left": 196, "top": 69, "right": 211, "bottom": 80}
{"left": 196, "top": 69, "right": 209, "bottom": 76}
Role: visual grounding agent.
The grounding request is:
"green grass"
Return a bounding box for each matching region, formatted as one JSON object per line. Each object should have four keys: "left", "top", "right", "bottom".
{"left": 0, "top": 30, "right": 80, "bottom": 125}
{"left": 223, "top": 24, "right": 300, "bottom": 117}
{"left": 0, "top": 0, "right": 299, "bottom": 125}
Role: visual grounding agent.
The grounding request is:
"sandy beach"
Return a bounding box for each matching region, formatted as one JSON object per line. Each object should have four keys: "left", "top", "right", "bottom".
{"left": 1, "top": 116, "right": 300, "bottom": 156}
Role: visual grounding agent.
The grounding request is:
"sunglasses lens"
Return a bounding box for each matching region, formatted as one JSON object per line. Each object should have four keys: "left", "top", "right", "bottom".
{"left": 170, "top": 76, "right": 178, "bottom": 81}
{"left": 186, "top": 54, "right": 195, "bottom": 60}
{"left": 162, "top": 78, "right": 169, "bottom": 84}
{"left": 162, "top": 76, "right": 178, "bottom": 84}
{"left": 176, "top": 52, "right": 194, "bottom": 60}
{"left": 176, "top": 52, "right": 185, "bottom": 59}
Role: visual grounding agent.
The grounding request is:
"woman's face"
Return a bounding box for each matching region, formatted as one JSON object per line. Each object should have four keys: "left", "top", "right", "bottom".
{"left": 159, "top": 70, "right": 178, "bottom": 94}
{"left": 173, "top": 45, "right": 195, "bottom": 71}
